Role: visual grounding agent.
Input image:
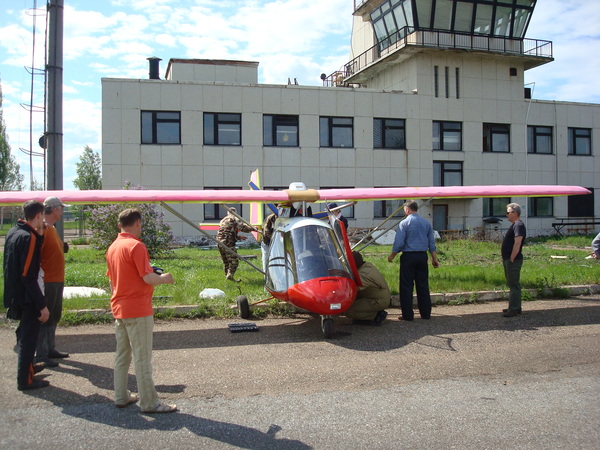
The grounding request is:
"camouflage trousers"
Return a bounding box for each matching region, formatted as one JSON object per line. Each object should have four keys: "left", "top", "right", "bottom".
{"left": 218, "top": 244, "right": 239, "bottom": 279}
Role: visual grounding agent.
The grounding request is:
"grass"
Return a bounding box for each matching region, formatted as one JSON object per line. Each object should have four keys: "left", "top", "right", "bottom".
{"left": 1, "top": 233, "right": 599, "bottom": 325}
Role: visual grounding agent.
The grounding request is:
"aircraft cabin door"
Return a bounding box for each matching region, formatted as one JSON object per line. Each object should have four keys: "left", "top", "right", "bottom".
{"left": 432, "top": 205, "right": 448, "bottom": 231}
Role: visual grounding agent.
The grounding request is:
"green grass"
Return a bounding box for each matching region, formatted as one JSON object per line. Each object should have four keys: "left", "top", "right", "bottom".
{"left": 1, "top": 234, "right": 599, "bottom": 324}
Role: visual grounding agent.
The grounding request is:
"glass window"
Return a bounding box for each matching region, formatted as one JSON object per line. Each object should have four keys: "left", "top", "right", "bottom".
{"left": 263, "top": 115, "right": 299, "bottom": 147}
{"left": 568, "top": 188, "right": 594, "bottom": 217}
{"left": 141, "top": 111, "right": 181, "bottom": 144}
{"left": 374, "top": 118, "right": 406, "bottom": 149}
{"left": 204, "top": 113, "right": 241, "bottom": 146}
{"left": 320, "top": 117, "right": 353, "bottom": 148}
{"left": 568, "top": 128, "right": 591, "bottom": 155}
{"left": 473, "top": 3, "right": 493, "bottom": 34}
{"left": 433, "top": 161, "right": 463, "bottom": 186}
{"left": 527, "top": 126, "right": 553, "bottom": 154}
{"left": 433, "top": 121, "right": 462, "bottom": 151}
{"left": 374, "top": 199, "right": 405, "bottom": 218}
{"left": 483, "top": 123, "right": 510, "bottom": 153}
{"left": 528, "top": 197, "right": 553, "bottom": 217}
{"left": 203, "top": 189, "right": 242, "bottom": 221}
{"left": 483, "top": 197, "right": 510, "bottom": 217}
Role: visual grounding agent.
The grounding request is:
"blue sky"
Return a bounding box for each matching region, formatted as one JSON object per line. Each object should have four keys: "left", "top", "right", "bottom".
{"left": 1, "top": 0, "right": 599, "bottom": 190}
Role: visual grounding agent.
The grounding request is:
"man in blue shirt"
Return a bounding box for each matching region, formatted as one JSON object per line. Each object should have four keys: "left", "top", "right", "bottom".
{"left": 388, "top": 201, "right": 439, "bottom": 321}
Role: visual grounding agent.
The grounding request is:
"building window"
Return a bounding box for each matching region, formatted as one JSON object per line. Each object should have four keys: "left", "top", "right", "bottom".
{"left": 568, "top": 128, "right": 591, "bottom": 155}
{"left": 434, "top": 65, "right": 439, "bottom": 98}
{"left": 141, "top": 111, "right": 181, "bottom": 144}
{"left": 374, "top": 118, "right": 406, "bottom": 149}
{"left": 263, "top": 115, "right": 299, "bottom": 147}
{"left": 528, "top": 197, "right": 553, "bottom": 217}
{"left": 204, "top": 113, "right": 241, "bottom": 146}
{"left": 527, "top": 126, "right": 553, "bottom": 154}
{"left": 374, "top": 198, "right": 405, "bottom": 218}
{"left": 483, "top": 197, "right": 510, "bottom": 217}
{"left": 319, "top": 190, "right": 355, "bottom": 218}
{"left": 203, "top": 188, "right": 243, "bottom": 221}
{"left": 445, "top": 66, "right": 449, "bottom": 98}
{"left": 433, "top": 121, "right": 462, "bottom": 151}
{"left": 320, "top": 117, "right": 353, "bottom": 148}
{"left": 455, "top": 67, "right": 460, "bottom": 99}
{"left": 568, "top": 188, "right": 594, "bottom": 217}
{"left": 483, "top": 123, "right": 510, "bottom": 153}
{"left": 433, "top": 161, "right": 463, "bottom": 186}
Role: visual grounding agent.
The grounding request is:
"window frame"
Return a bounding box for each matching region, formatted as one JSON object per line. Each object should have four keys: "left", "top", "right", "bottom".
{"left": 483, "top": 197, "right": 511, "bottom": 217}
{"left": 373, "top": 118, "right": 406, "bottom": 149}
{"left": 204, "top": 112, "right": 242, "bottom": 146}
{"left": 320, "top": 116, "right": 354, "bottom": 148}
{"left": 483, "top": 123, "right": 511, "bottom": 153}
{"left": 374, "top": 198, "right": 405, "bottom": 219}
{"left": 433, "top": 161, "right": 463, "bottom": 186}
{"left": 141, "top": 110, "right": 181, "bottom": 145}
{"left": 527, "top": 125, "right": 553, "bottom": 154}
{"left": 203, "top": 187, "right": 243, "bottom": 221}
{"left": 568, "top": 127, "right": 592, "bottom": 156}
{"left": 263, "top": 114, "right": 299, "bottom": 147}
{"left": 528, "top": 197, "right": 554, "bottom": 217}
{"left": 433, "top": 120, "right": 462, "bottom": 151}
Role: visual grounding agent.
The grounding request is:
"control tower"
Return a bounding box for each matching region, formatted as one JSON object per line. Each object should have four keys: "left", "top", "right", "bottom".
{"left": 329, "top": 0, "right": 552, "bottom": 101}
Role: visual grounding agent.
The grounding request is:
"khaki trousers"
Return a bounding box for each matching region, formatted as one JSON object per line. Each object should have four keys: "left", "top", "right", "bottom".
{"left": 114, "top": 315, "right": 159, "bottom": 411}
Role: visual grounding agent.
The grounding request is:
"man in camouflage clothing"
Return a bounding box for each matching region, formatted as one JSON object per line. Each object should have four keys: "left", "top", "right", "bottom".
{"left": 217, "top": 208, "right": 254, "bottom": 281}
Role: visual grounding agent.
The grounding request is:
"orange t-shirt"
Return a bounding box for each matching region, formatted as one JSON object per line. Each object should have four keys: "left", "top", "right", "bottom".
{"left": 41, "top": 226, "right": 65, "bottom": 282}
{"left": 106, "top": 232, "right": 154, "bottom": 319}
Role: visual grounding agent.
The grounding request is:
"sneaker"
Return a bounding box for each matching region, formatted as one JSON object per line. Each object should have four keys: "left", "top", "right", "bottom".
{"left": 373, "top": 310, "right": 388, "bottom": 325}
{"left": 35, "top": 357, "right": 59, "bottom": 368}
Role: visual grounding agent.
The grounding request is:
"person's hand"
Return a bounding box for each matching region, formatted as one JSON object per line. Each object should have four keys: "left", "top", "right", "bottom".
{"left": 161, "top": 273, "right": 175, "bottom": 284}
{"left": 388, "top": 254, "right": 395, "bottom": 263}
{"left": 432, "top": 258, "right": 440, "bottom": 268}
{"left": 39, "top": 307, "right": 50, "bottom": 323}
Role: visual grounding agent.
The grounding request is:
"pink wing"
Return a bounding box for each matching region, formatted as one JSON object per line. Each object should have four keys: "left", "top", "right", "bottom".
{"left": 0, "top": 185, "right": 590, "bottom": 206}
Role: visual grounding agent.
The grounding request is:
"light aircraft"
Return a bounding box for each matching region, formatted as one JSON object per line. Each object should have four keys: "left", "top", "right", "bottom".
{"left": 0, "top": 179, "right": 590, "bottom": 338}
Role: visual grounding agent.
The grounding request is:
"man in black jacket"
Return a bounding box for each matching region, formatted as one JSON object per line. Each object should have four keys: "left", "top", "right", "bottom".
{"left": 3, "top": 200, "right": 50, "bottom": 390}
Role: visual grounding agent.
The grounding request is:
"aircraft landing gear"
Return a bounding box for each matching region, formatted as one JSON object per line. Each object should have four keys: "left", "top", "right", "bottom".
{"left": 321, "top": 316, "right": 334, "bottom": 339}
{"left": 237, "top": 295, "right": 250, "bottom": 319}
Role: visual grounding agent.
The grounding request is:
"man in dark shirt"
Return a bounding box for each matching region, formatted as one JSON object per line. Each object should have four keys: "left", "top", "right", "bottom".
{"left": 502, "top": 203, "right": 526, "bottom": 317}
{"left": 3, "top": 201, "right": 50, "bottom": 390}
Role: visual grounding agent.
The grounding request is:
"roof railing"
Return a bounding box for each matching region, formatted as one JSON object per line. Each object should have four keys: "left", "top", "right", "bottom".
{"left": 323, "top": 27, "right": 552, "bottom": 87}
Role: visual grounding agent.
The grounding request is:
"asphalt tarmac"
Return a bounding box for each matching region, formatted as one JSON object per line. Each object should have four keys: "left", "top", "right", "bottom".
{"left": 1, "top": 297, "right": 599, "bottom": 449}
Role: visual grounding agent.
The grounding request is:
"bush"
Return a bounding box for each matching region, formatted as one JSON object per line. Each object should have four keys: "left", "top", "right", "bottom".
{"left": 87, "top": 182, "right": 174, "bottom": 258}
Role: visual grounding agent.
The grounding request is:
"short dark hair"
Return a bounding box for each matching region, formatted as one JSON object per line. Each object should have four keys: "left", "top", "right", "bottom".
{"left": 118, "top": 208, "right": 142, "bottom": 228}
{"left": 23, "top": 200, "right": 44, "bottom": 221}
{"left": 352, "top": 251, "right": 364, "bottom": 268}
{"left": 404, "top": 200, "right": 418, "bottom": 212}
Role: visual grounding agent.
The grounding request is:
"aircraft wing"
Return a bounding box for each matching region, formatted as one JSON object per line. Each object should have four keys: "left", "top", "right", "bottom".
{"left": 0, "top": 185, "right": 590, "bottom": 207}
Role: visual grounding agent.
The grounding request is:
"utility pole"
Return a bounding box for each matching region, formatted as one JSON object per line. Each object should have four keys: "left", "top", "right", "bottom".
{"left": 46, "top": 0, "right": 64, "bottom": 237}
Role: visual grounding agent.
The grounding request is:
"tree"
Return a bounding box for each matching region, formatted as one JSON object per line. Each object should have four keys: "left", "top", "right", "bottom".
{"left": 87, "top": 182, "right": 173, "bottom": 258}
{"left": 0, "top": 80, "right": 24, "bottom": 192}
{"left": 73, "top": 145, "right": 102, "bottom": 190}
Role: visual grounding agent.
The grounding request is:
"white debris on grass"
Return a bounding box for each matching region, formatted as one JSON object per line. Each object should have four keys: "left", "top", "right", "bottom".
{"left": 63, "top": 287, "right": 108, "bottom": 299}
{"left": 199, "top": 288, "right": 226, "bottom": 299}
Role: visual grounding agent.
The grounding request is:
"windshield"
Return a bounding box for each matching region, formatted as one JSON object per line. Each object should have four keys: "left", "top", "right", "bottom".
{"left": 289, "top": 225, "right": 352, "bottom": 283}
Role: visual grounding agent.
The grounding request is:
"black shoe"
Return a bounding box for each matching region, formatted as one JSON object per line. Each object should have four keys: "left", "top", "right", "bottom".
{"left": 33, "top": 362, "right": 46, "bottom": 374}
{"left": 502, "top": 308, "right": 521, "bottom": 314}
{"left": 374, "top": 310, "right": 388, "bottom": 325}
{"left": 18, "top": 379, "right": 50, "bottom": 391}
{"left": 48, "top": 350, "right": 69, "bottom": 359}
{"left": 503, "top": 309, "right": 519, "bottom": 318}
{"left": 35, "top": 357, "right": 59, "bottom": 368}
{"left": 399, "top": 316, "right": 414, "bottom": 321}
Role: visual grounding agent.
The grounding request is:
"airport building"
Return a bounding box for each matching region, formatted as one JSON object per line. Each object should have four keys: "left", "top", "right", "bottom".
{"left": 102, "top": 0, "right": 599, "bottom": 237}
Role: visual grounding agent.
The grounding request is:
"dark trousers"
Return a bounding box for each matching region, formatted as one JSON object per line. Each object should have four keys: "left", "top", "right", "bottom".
{"left": 37, "top": 282, "right": 64, "bottom": 358}
{"left": 17, "top": 305, "right": 41, "bottom": 388}
{"left": 400, "top": 252, "right": 431, "bottom": 320}
{"left": 503, "top": 258, "right": 523, "bottom": 311}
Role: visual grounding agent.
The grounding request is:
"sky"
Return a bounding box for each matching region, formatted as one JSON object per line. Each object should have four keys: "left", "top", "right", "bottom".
{"left": 0, "top": 0, "right": 599, "bottom": 190}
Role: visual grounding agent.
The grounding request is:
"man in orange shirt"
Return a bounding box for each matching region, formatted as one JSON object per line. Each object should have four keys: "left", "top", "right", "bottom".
{"left": 106, "top": 208, "right": 177, "bottom": 413}
{"left": 36, "top": 197, "right": 70, "bottom": 368}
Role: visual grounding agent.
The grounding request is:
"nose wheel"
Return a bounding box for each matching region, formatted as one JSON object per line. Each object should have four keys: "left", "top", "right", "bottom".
{"left": 321, "top": 316, "right": 334, "bottom": 339}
